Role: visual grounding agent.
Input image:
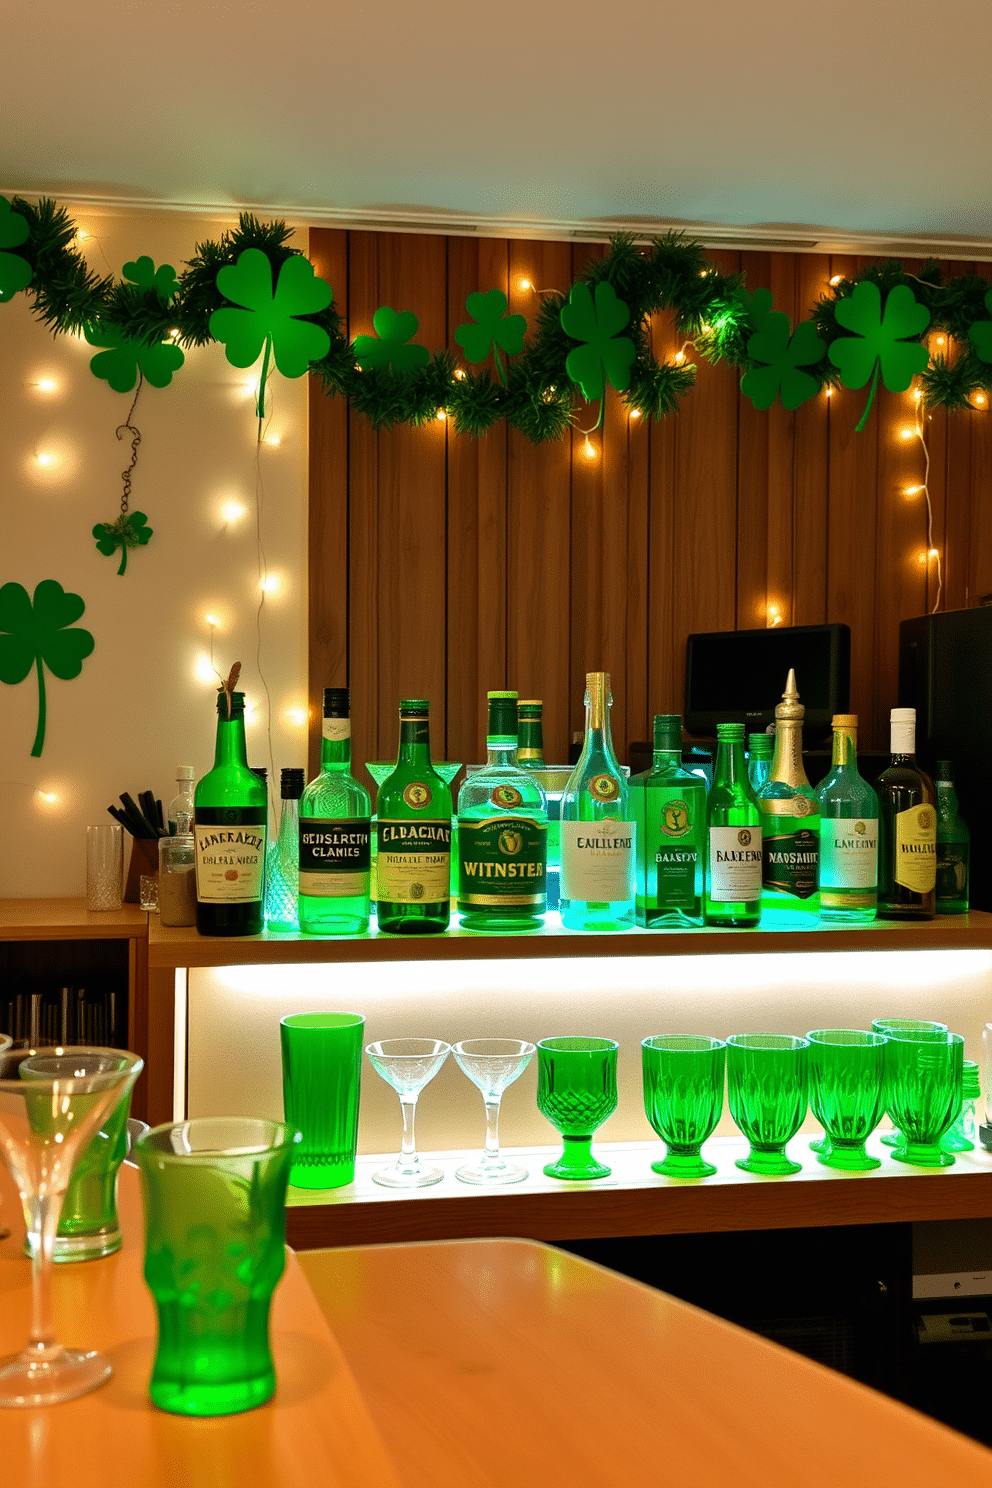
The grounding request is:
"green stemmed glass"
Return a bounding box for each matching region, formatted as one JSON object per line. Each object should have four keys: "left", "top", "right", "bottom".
{"left": 727, "top": 1033, "right": 809, "bottom": 1176}
{"left": 537, "top": 1037, "right": 618, "bottom": 1180}
{"left": 872, "top": 1018, "right": 949, "bottom": 1148}
{"left": 885, "top": 1031, "right": 964, "bottom": 1169}
{"left": 806, "top": 1029, "right": 887, "bottom": 1172}
{"left": 642, "top": 1035, "right": 725, "bottom": 1179}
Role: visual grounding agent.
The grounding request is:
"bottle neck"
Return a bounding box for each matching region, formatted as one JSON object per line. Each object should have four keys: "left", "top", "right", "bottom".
{"left": 652, "top": 748, "right": 682, "bottom": 770}
{"left": 398, "top": 716, "right": 433, "bottom": 765}
{"left": 213, "top": 712, "right": 249, "bottom": 769}
{"left": 770, "top": 720, "right": 809, "bottom": 788}
{"left": 278, "top": 798, "right": 299, "bottom": 839}
{"left": 715, "top": 739, "right": 747, "bottom": 785}
{"left": 831, "top": 727, "right": 858, "bottom": 771}
{"left": 320, "top": 722, "right": 353, "bottom": 771}
{"left": 891, "top": 722, "right": 916, "bottom": 759}
{"left": 581, "top": 700, "right": 618, "bottom": 763}
{"left": 487, "top": 734, "right": 519, "bottom": 767}
{"left": 517, "top": 720, "right": 544, "bottom": 763}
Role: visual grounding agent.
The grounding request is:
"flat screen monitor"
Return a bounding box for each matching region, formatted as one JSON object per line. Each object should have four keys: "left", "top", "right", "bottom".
{"left": 684, "top": 623, "right": 850, "bottom": 742}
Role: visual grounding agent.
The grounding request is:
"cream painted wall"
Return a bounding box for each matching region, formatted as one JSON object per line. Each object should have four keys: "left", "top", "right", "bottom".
{"left": 0, "top": 206, "right": 309, "bottom": 897}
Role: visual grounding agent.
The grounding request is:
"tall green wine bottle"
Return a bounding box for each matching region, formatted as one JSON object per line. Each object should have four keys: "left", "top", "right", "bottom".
{"left": 376, "top": 699, "right": 452, "bottom": 934}
{"left": 298, "top": 688, "right": 371, "bottom": 936}
{"left": 559, "top": 672, "right": 634, "bottom": 932}
{"left": 705, "top": 722, "right": 762, "bottom": 927}
{"left": 194, "top": 687, "right": 267, "bottom": 937}
{"left": 631, "top": 713, "right": 706, "bottom": 928}
{"left": 935, "top": 760, "right": 970, "bottom": 915}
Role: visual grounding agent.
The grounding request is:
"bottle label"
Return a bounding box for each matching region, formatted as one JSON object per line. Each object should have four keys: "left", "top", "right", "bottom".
{"left": 936, "top": 842, "right": 968, "bottom": 899}
{"left": 648, "top": 797, "right": 701, "bottom": 913}
{"left": 322, "top": 717, "right": 351, "bottom": 741}
{"left": 377, "top": 819, "right": 451, "bottom": 904}
{"left": 194, "top": 825, "right": 266, "bottom": 902}
{"left": 299, "top": 818, "right": 370, "bottom": 897}
{"left": 762, "top": 826, "right": 820, "bottom": 899}
{"left": 708, "top": 826, "right": 762, "bottom": 902}
{"left": 491, "top": 784, "right": 523, "bottom": 810}
{"left": 821, "top": 820, "right": 878, "bottom": 892}
{"left": 895, "top": 805, "right": 937, "bottom": 893}
{"left": 560, "top": 821, "right": 634, "bottom": 903}
{"left": 402, "top": 782, "right": 433, "bottom": 810}
{"left": 589, "top": 774, "right": 621, "bottom": 804}
{"left": 459, "top": 817, "right": 547, "bottom": 907}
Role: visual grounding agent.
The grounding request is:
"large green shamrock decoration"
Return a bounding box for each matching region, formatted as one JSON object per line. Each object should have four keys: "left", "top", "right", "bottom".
{"left": 454, "top": 290, "right": 526, "bottom": 385}
{"left": 828, "top": 281, "right": 930, "bottom": 431}
{"left": 123, "top": 255, "right": 178, "bottom": 302}
{"left": 0, "top": 580, "right": 95, "bottom": 757}
{"left": 92, "top": 511, "right": 153, "bottom": 575}
{"left": 0, "top": 195, "right": 32, "bottom": 302}
{"left": 560, "top": 281, "right": 636, "bottom": 403}
{"left": 968, "top": 288, "right": 992, "bottom": 363}
{"left": 740, "top": 315, "right": 826, "bottom": 411}
{"left": 85, "top": 322, "right": 185, "bottom": 393}
{"left": 354, "top": 307, "right": 431, "bottom": 374}
{"left": 738, "top": 286, "right": 775, "bottom": 334}
{"left": 210, "top": 248, "right": 333, "bottom": 415}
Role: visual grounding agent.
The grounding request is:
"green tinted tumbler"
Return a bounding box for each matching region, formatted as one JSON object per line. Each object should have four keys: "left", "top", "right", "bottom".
{"left": 280, "top": 1012, "right": 364, "bottom": 1189}
{"left": 641, "top": 1035, "right": 725, "bottom": 1178}
{"left": 727, "top": 1033, "right": 809, "bottom": 1176}
{"left": 806, "top": 1029, "right": 887, "bottom": 1172}
{"left": 537, "top": 1036, "right": 618, "bottom": 1180}
{"left": 884, "top": 1032, "right": 964, "bottom": 1168}
{"left": 871, "top": 1018, "right": 948, "bottom": 1147}
{"left": 134, "top": 1117, "right": 299, "bottom": 1417}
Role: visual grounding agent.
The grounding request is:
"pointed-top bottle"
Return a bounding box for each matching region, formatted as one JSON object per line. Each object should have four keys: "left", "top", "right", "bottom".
{"left": 757, "top": 670, "right": 820, "bottom": 923}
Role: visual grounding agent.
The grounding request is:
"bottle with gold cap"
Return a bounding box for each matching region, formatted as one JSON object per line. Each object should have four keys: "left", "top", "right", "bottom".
{"left": 877, "top": 707, "right": 936, "bottom": 920}
{"left": 457, "top": 691, "right": 548, "bottom": 931}
{"left": 816, "top": 714, "right": 879, "bottom": 923}
{"left": 559, "top": 672, "right": 635, "bottom": 932}
{"left": 757, "top": 670, "right": 821, "bottom": 923}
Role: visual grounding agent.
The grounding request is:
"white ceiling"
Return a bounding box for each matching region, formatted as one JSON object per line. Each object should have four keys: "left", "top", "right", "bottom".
{"left": 6, "top": 0, "right": 991, "bottom": 250}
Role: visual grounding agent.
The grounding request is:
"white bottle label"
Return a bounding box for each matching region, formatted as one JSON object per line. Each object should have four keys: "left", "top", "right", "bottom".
{"left": 708, "top": 826, "right": 762, "bottom": 902}
{"left": 821, "top": 819, "right": 878, "bottom": 890}
{"left": 322, "top": 717, "right": 351, "bottom": 741}
{"left": 194, "top": 826, "right": 266, "bottom": 902}
{"left": 560, "top": 821, "right": 634, "bottom": 904}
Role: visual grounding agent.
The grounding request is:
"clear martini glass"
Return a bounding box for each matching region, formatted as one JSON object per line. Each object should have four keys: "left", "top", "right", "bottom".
{"left": 453, "top": 1038, "right": 536, "bottom": 1184}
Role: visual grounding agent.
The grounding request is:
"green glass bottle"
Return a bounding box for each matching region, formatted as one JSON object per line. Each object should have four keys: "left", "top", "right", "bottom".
{"left": 457, "top": 691, "right": 548, "bottom": 931}
{"left": 194, "top": 688, "right": 267, "bottom": 937}
{"left": 631, "top": 713, "right": 706, "bottom": 928}
{"left": 935, "top": 760, "right": 970, "bottom": 915}
{"left": 376, "top": 698, "right": 452, "bottom": 934}
{"left": 517, "top": 700, "right": 545, "bottom": 769}
{"left": 265, "top": 768, "right": 304, "bottom": 932}
{"left": 559, "top": 672, "right": 634, "bottom": 932}
{"left": 758, "top": 670, "right": 821, "bottom": 924}
{"left": 298, "top": 689, "right": 371, "bottom": 936}
{"left": 877, "top": 708, "right": 936, "bottom": 921}
{"left": 748, "top": 733, "right": 773, "bottom": 794}
{"left": 816, "top": 714, "right": 879, "bottom": 924}
{"left": 705, "top": 723, "right": 762, "bottom": 926}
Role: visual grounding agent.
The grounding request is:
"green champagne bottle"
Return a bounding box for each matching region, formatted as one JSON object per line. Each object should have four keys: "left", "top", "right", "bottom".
{"left": 705, "top": 722, "right": 762, "bottom": 927}
{"left": 935, "top": 760, "right": 970, "bottom": 915}
{"left": 376, "top": 699, "right": 452, "bottom": 934}
{"left": 747, "top": 733, "right": 773, "bottom": 794}
{"left": 517, "top": 701, "right": 545, "bottom": 769}
{"left": 559, "top": 672, "right": 634, "bottom": 932}
{"left": 877, "top": 708, "right": 936, "bottom": 921}
{"left": 816, "top": 714, "right": 878, "bottom": 924}
{"left": 457, "top": 691, "right": 548, "bottom": 931}
{"left": 631, "top": 713, "right": 706, "bottom": 928}
{"left": 298, "top": 689, "right": 371, "bottom": 936}
{"left": 758, "top": 670, "right": 820, "bottom": 924}
{"left": 194, "top": 687, "right": 267, "bottom": 937}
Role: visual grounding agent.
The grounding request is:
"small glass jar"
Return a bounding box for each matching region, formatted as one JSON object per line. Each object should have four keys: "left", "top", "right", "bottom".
{"left": 158, "top": 834, "right": 197, "bottom": 927}
{"left": 943, "top": 1059, "right": 981, "bottom": 1153}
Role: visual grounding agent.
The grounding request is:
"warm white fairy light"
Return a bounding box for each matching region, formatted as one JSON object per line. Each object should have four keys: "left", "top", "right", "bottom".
{"left": 285, "top": 706, "right": 308, "bottom": 727}
{"left": 975, "top": 393, "right": 988, "bottom": 407}
{"left": 518, "top": 278, "right": 533, "bottom": 292}
{"left": 582, "top": 435, "right": 597, "bottom": 461}
{"left": 899, "top": 426, "right": 916, "bottom": 441}
{"left": 204, "top": 613, "right": 221, "bottom": 629}
{"left": 904, "top": 484, "right": 923, "bottom": 497}
{"left": 35, "top": 451, "right": 56, "bottom": 467}
{"left": 436, "top": 409, "right": 447, "bottom": 422}
{"left": 75, "top": 230, "right": 90, "bottom": 243}
{"left": 454, "top": 368, "right": 466, "bottom": 380}
{"left": 830, "top": 275, "right": 843, "bottom": 287}
{"left": 261, "top": 433, "right": 281, "bottom": 447}
{"left": 195, "top": 654, "right": 217, "bottom": 683}
{"left": 824, "top": 386, "right": 833, "bottom": 398}
{"left": 33, "top": 377, "right": 58, "bottom": 393}
{"left": 222, "top": 501, "right": 246, "bottom": 523}
{"left": 673, "top": 350, "right": 685, "bottom": 364}
{"left": 629, "top": 407, "right": 642, "bottom": 419}
{"left": 37, "top": 789, "right": 59, "bottom": 804}
{"left": 260, "top": 575, "right": 279, "bottom": 593}
{"left": 767, "top": 602, "right": 783, "bottom": 628}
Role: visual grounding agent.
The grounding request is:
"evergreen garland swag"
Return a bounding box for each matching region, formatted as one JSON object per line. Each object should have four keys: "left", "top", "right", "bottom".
{"left": 2, "top": 195, "right": 991, "bottom": 440}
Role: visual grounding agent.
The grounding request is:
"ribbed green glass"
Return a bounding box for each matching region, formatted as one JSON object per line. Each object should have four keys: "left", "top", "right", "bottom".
{"left": 280, "top": 1012, "right": 364, "bottom": 1188}
{"left": 727, "top": 1033, "right": 809, "bottom": 1175}
{"left": 641, "top": 1035, "right": 725, "bottom": 1178}
{"left": 871, "top": 1018, "right": 948, "bottom": 1147}
{"left": 884, "top": 1031, "right": 963, "bottom": 1168}
{"left": 537, "top": 1036, "right": 618, "bottom": 1180}
{"left": 806, "top": 1029, "right": 887, "bottom": 1171}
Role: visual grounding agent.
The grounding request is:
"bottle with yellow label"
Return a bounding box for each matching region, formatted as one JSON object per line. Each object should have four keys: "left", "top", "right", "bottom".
{"left": 375, "top": 699, "right": 452, "bottom": 934}
{"left": 877, "top": 707, "right": 936, "bottom": 920}
{"left": 559, "top": 672, "right": 635, "bottom": 932}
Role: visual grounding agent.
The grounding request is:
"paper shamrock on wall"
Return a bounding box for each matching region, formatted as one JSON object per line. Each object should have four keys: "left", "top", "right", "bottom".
{"left": 123, "top": 255, "right": 179, "bottom": 303}
{"left": 92, "top": 511, "right": 153, "bottom": 575}
{"left": 209, "top": 247, "right": 333, "bottom": 416}
{"left": 85, "top": 322, "right": 185, "bottom": 393}
{"left": 968, "top": 288, "right": 992, "bottom": 363}
{"left": 0, "top": 580, "right": 95, "bottom": 757}
{"left": 560, "top": 281, "right": 636, "bottom": 402}
{"left": 454, "top": 290, "right": 526, "bottom": 385}
{"left": 828, "top": 282, "right": 930, "bottom": 430}
{"left": 0, "top": 196, "right": 32, "bottom": 302}
{"left": 739, "top": 286, "right": 775, "bottom": 334}
{"left": 354, "top": 308, "right": 431, "bottom": 374}
{"left": 740, "top": 315, "right": 826, "bottom": 411}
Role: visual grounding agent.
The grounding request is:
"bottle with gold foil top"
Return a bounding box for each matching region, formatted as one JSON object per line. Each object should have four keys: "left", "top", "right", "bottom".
{"left": 559, "top": 672, "right": 634, "bottom": 932}
{"left": 517, "top": 701, "right": 545, "bottom": 769}
{"left": 757, "top": 670, "right": 820, "bottom": 923}
{"left": 877, "top": 707, "right": 936, "bottom": 920}
{"left": 816, "top": 715, "right": 878, "bottom": 923}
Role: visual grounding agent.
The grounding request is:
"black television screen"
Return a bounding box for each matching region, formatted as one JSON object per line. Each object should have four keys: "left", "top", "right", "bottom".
{"left": 684, "top": 624, "right": 850, "bottom": 742}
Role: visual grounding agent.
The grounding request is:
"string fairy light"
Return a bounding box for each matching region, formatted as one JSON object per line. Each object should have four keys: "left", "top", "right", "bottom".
{"left": 222, "top": 500, "right": 247, "bottom": 523}
{"left": 905, "top": 384, "right": 942, "bottom": 614}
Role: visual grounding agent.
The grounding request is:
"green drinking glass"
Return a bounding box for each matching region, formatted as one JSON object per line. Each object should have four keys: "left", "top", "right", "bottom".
{"left": 641, "top": 1035, "right": 725, "bottom": 1179}
{"left": 280, "top": 1011, "right": 364, "bottom": 1189}
{"left": 806, "top": 1029, "right": 887, "bottom": 1172}
{"left": 727, "top": 1033, "right": 809, "bottom": 1176}
{"left": 884, "top": 1031, "right": 964, "bottom": 1169}
{"left": 134, "top": 1116, "right": 300, "bottom": 1417}
{"left": 871, "top": 1018, "right": 949, "bottom": 1148}
{"left": 537, "top": 1036, "right": 618, "bottom": 1180}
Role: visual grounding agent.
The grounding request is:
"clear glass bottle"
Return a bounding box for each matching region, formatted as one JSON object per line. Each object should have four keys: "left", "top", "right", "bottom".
{"left": 631, "top": 713, "right": 706, "bottom": 928}
{"left": 705, "top": 722, "right": 762, "bottom": 927}
{"left": 193, "top": 688, "right": 267, "bottom": 937}
{"left": 747, "top": 733, "right": 773, "bottom": 795}
{"left": 376, "top": 698, "right": 452, "bottom": 934}
{"left": 758, "top": 671, "right": 820, "bottom": 925}
{"left": 935, "top": 760, "right": 970, "bottom": 915}
{"left": 517, "top": 700, "right": 545, "bottom": 769}
{"left": 265, "top": 768, "right": 304, "bottom": 933}
{"left": 816, "top": 714, "right": 879, "bottom": 924}
{"left": 877, "top": 707, "right": 936, "bottom": 921}
{"left": 559, "top": 672, "right": 635, "bottom": 932}
{"left": 298, "top": 688, "right": 371, "bottom": 936}
{"left": 457, "top": 691, "right": 548, "bottom": 931}
{"left": 943, "top": 1060, "right": 980, "bottom": 1152}
{"left": 167, "top": 765, "right": 195, "bottom": 836}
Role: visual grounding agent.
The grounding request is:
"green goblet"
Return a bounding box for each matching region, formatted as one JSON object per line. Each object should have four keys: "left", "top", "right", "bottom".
{"left": 727, "top": 1033, "right": 809, "bottom": 1176}
{"left": 885, "top": 1030, "right": 963, "bottom": 1168}
{"left": 871, "top": 1018, "right": 948, "bottom": 1147}
{"left": 641, "top": 1035, "right": 725, "bottom": 1179}
{"left": 806, "top": 1029, "right": 887, "bottom": 1172}
{"left": 537, "top": 1036, "right": 618, "bottom": 1180}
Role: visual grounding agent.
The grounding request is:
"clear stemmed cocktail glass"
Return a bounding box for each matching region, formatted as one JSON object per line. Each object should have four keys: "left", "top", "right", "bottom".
{"left": 366, "top": 1038, "right": 451, "bottom": 1187}
{"left": 871, "top": 1018, "right": 948, "bottom": 1148}
{"left": 0, "top": 1047, "right": 143, "bottom": 1407}
{"left": 452, "top": 1038, "right": 536, "bottom": 1184}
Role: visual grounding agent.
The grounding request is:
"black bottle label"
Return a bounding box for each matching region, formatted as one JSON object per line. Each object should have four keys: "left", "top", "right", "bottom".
{"left": 299, "top": 819, "right": 371, "bottom": 897}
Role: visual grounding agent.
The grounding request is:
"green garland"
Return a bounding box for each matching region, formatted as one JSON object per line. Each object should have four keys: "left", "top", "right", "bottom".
{"left": 2, "top": 196, "right": 991, "bottom": 441}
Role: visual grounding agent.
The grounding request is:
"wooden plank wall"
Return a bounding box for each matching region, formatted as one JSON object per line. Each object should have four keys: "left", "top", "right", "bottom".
{"left": 308, "top": 229, "right": 992, "bottom": 774}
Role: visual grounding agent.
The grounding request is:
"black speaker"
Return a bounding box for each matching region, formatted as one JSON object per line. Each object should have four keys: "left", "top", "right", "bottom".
{"left": 684, "top": 624, "right": 851, "bottom": 744}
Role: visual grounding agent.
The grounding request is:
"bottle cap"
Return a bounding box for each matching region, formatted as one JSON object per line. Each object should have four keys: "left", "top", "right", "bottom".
{"left": 487, "top": 690, "right": 518, "bottom": 700}
{"left": 832, "top": 714, "right": 858, "bottom": 728}
{"left": 890, "top": 708, "right": 916, "bottom": 723}
{"left": 774, "top": 669, "right": 804, "bottom": 723}
{"left": 716, "top": 722, "right": 745, "bottom": 740}
{"left": 653, "top": 714, "right": 682, "bottom": 751}
{"left": 399, "top": 698, "right": 430, "bottom": 717}
{"left": 323, "top": 687, "right": 350, "bottom": 716}
{"left": 518, "top": 700, "right": 542, "bottom": 713}
{"left": 748, "top": 732, "right": 773, "bottom": 756}
{"left": 249, "top": 766, "right": 267, "bottom": 783}
{"left": 216, "top": 689, "right": 245, "bottom": 715}
{"left": 176, "top": 765, "right": 194, "bottom": 780}
{"left": 280, "top": 767, "right": 306, "bottom": 799}
{"left": 488, "top": 693, "right": 518, "bottom": 735}
{"left": 936, "top": 759, "right": 954, "bottom": 777}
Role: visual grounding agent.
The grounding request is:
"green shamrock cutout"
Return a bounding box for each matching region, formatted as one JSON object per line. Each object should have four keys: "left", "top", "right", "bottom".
{"left": 737, "top": 286, "right": 775, "bottom": 334}
{"left": 354, "top": 307, "right": 431, "bottom": 374}
{"left": 968, "top": 288, "right": 992, "bottom": 363}
{"left": 0, "top": 579, "right": 95, "bottom": 757}
{"left": 560, "top": 281, "right": 636, "bottom": 402}
{"left": 123, "top": 255, "right": 178, "bottom": 303}
{"left": 85, "top": 321, "right": 185, "bottom": 393}
{"left": 454, "top": 290, "right": 526, "bottom": 385}
{"left": 92, "top": 511, "right": 153, "bottom": 576}
{"left": 828, "top": 281, "right": 930, "bottom": 430}
{"left": 740, "top": 315, "right": 826, "bottom": 410}
{"left": 0, "top": 195, "right": 32, "bottom": 302}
